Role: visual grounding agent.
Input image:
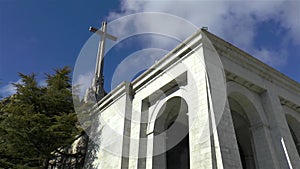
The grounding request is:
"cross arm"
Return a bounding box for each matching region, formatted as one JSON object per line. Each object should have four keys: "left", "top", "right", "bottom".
{"left": 89, "top": 26, "right": 118, "bottom": 41}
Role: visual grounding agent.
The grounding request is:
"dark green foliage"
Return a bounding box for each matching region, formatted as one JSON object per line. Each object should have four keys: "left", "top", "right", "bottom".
{"left": 0, "top": 67, "right": 80, "bottom": 168}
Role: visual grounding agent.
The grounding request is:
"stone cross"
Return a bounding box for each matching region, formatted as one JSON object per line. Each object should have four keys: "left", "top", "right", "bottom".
{"left": 89, "top": 21, "right": 117, "bottom": 101}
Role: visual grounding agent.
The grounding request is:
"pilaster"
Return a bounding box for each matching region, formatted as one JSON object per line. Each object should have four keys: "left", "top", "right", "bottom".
{"left": 261, "top": 87, "right": 300, "bottom": 168}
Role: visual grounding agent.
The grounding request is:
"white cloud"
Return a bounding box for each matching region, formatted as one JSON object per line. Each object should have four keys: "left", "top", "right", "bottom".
{"left": 0, "top": 79, "right": 22, "bottom": 98}
{"left": 0, "top": 79, "right": 49, "bottom": 98}
{"left": 277, "top": 1, "right": 300, "bottom": 45}
{"left": 253, "top": 48, "right": 287, "bottom": 67}
{"left": 38, "top": 79, "right": 47, "bottom": 87}
{"left": 73, "top": 71, "right": 93, "bottom": 99}
{"left": 0, "top": 83, "right": 16, "bottom": 96}
{"left": 107, "top": 0, "right": 299, "bottom": 67}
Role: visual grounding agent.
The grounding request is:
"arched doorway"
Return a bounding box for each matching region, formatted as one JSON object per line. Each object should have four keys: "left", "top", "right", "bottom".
{"left": 152, "top": 96, "right": 189, "bottom": 169}
{"left": 286, "top": 114, "right": 300, "bottom": 156}
{"left": 229, "top": 97, "right": 257, "bottom": 169}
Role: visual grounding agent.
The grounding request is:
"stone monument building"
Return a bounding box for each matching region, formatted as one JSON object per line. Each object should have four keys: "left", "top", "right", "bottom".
{"left": 89, "top": 29, "right": 300, "bottom": 169}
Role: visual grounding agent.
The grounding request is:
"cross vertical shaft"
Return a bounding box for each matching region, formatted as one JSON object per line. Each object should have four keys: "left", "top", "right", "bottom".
{"left": 93, "top": 21, "right": 107, "bottom": 101}
{"left": 86, "top": 21, "right": 117, "bottom": 102}
{"left": 94, "top": 21, "right": 106, "bottom": 88}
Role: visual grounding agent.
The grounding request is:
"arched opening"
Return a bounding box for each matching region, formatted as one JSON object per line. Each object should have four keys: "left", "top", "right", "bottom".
{"left": 286, "top": 114, "right": 300, "bottom": 156}
{"left": 152, "top": 96, "right": 189, "bottom": 169}
{"left": 229, "top": 97, "right": 257, "bottom": 169}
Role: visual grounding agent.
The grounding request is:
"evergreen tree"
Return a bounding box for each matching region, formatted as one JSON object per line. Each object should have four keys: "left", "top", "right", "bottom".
{"left": 0, "top": 67, "right": 80, "bottom": 168}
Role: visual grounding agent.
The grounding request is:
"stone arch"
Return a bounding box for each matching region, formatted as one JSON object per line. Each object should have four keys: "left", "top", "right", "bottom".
{"left": 285, "top": 112, "right": 300, "bottom": 156}
{"left": 147, "top": 91, "right": 189, "bottom": 135}
{"left": 227, "top": 82, "right": 266, "bottom": 126}
{"left": 227, "top": 82, "right": 268, "bottom": 169}
{"left": 229, "top": 97, "right": 257, "bottom": 169}
{"left": 152, "top": 96, "right": 189, "bottom": 169}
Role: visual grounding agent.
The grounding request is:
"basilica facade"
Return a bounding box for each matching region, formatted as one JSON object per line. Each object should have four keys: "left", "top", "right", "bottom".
{"left": 90, "top": 29, "right": 300, "bottom": 169}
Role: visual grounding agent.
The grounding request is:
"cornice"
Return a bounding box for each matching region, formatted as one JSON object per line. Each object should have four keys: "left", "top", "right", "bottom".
{"left": 202, "top": 30, "right": 300, "bottom": 96}
{"left": 95, "top": 29, "right": 300, "bottom": 113}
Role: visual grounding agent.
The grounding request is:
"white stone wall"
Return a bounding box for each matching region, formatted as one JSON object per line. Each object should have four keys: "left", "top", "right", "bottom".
{"left": 93, "top": 30, "right": 300, "bottom": 169}
{"left": 95, "top": 87, "right": 127, "bottom": 169}
{"left": 128, "top": 45, "right": 212, "bottom": 169}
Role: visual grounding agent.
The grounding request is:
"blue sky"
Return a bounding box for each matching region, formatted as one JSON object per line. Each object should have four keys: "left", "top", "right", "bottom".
{"left": 0, "top": 0, "right": 120, "bottom": 97}
{"left": 0, "top": 0, "right": 299, "bottom": 98}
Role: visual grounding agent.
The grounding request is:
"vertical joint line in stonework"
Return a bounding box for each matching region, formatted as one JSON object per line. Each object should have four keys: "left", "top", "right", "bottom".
{"left": 205, "top": 74, "right": 218, "bottom": 169}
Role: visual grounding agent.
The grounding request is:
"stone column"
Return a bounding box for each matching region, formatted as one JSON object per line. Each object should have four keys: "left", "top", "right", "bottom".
{"left": 249, "top": 122, "right": 280, "bottom": 169}
{"left": 188, "top": 87, "right": 214, "bottom": 168}
{"left": 121, "top": 82, "right": 133, "bottom": 169}
{"left": 137, "top": 100, "right": 149, "bottom": 169}
{"left": 261, "top": 88, "right": 300, "bottom": 168}
{"left": 244, "top": 156, "right": 255, "bottom": 169}
{"left": 152, "top": 132, "right": 167, "bottom": 169}
{"left": 146, "top": 133, "right": 154, "bottom": 169}
{"left": 217, "top": 101, "right": 243, "bottom": 169}
{"left": 296, "top": 143, "right": 300, "bottom": 155}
